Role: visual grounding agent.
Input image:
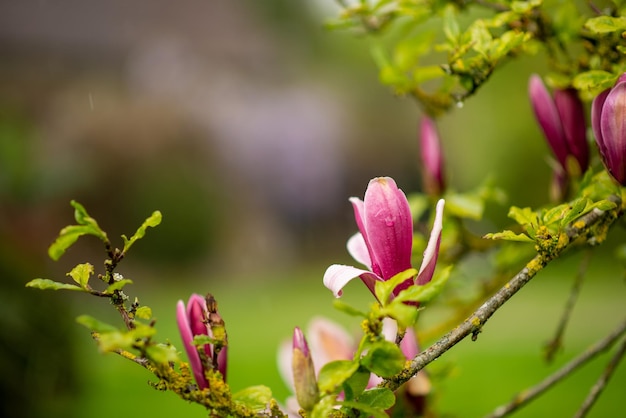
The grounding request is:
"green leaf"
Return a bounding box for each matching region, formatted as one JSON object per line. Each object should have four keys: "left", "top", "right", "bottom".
{"left": 233, "top": 386, "right": 273, "bottom": 412}
{"left": 342, "top": 368, "right": 371, "bottom": 401}
{"left": 360, "top": 340, "right": 405, "bottom": 378}
{"left": 393, "top": 265, "right": 452, "bottom": 305}
{"left": 573, "top": 71, "right": 616, "bottom": 97}
{"left": 332, "top": 299, "right": 368, "bottom": 317}
{"left": 122, "top": 211, "right": 162, "bottom": 253}
{"left": 508, "top": 206, "right": 539, "bottom": 227}
{"left": 67, "top": 263, "right": 94, "bottom": 288}
{"left": 358, "top": 387, "right": 396, "bottom": 410}
{"left": 311, "top": 395, "right": 338, "bottom": 418}
{"left": 584, "top": 16, "right": 626, "bottom": 33}
{"left": 48, "top": 225, "right": 99, "bottom": 261}
{"left": 483, "top": 230, "right": 534, "bottom": 242}
{"left": 559, "top": 198, "right": 589, "bottom": 227}
{"left": 25, "top": 278, "right": 83, "bottom": 292}
{"left": 145, "top": 344, "right": 179, "bottom": 364}
{"left": 374, "top": 268, "right": 417, "bottom": 306}
{"left": 70, "top": 200, "right": 107, "bottom": 240}
{"left": 380, "top": 301, "right": 420, "bottom": 329}
{"left": 48, "top": 201, "right": 108, "bottom": 260}
{"left": 318, "top": 360, "right": 359, "bottom": 394}
{"left": 135, "top": 306, "right": 152, "bottom": 320}
{"left": 442, "top": 5, "right": 460, "bottom": 43}
{"left": 76, "top": 315, "right": 118, "bottom": 333}
{"left": 104, "top": 279, "right": 133, "bottom": 294}
{"left": 97, "top": 323, "right": 157, "bottom": 352}
{"left": 339, "top": 400, "right": 388, "bottom": 418}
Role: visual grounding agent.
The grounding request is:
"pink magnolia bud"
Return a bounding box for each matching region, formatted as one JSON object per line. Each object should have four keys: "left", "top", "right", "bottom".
{"left": 419, "top": 116, "right": 446, "bottom": 196}
{"left": 291, "top": 327, "right": 319, "bottom": 411}
{"left": 592, "top": 73, "right": 626, "bottom": 185}
{"left": 528, "top": 75, "right": 589, "bottom": 182}
{"left": 176, "top": 293, "right": 227, "bottom": 389}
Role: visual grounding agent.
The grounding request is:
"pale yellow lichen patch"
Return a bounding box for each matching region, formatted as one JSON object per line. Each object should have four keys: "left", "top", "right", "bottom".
{"left": 573, "top": 220, "right": 585, "bottom": 230}
{"left": 471, "top": 316, "right": 481, "bottom": 327}
{"left": 525, "top": 257, "right": 543, "bottom": 275}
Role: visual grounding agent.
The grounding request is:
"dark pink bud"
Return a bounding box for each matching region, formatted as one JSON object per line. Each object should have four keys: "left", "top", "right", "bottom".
{"left": 292, "top": 327, "right": 319, "bottom": 411}
{"left": 529, "top": 75, "right": 589, "bottom": 177}
{"left": 419, "top": 116, "right": 446, "bottom": 196}
{"left": 592, "top": 73, "right": 626, "bottom": 185}
{"left": 176, "top": 293, "right": 227, "bottom": 389}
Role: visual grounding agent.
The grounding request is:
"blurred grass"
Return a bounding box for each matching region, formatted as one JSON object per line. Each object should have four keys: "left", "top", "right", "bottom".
{"left": 73, "top": 253, "right": 626, "bottom": 417}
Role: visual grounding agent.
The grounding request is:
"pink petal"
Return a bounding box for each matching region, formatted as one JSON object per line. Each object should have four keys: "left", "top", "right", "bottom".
{"left": 362, "top": 177, "right": 413, "bottom": 280}
{"left": 323, "top": 264, "right": 381, "bottom": 297}
{"left": 400, "top": 327, "right": 420, "bottom": 360}
{"left": 416, "top": 199, "right": 445, "bottom": 285}
{"left": 554, "top": 88, "right": 589, "bottom": 171}
{"left": 420, "top": 116, "right": 445, "bottom": 195}
{"left": 307, "top": 317, "right": 355, "bottom": 373}
{"left": 277, "top": 339, "right": 295, "bottom": 389}
{"left": 176, "top": 299, "right": 208, "bottom": 389}
{"left": 529, "top": 75, "right": 568, "bottom": 167}
{"left": 347, "top": 232, "right": 371, "bottom": 268}
{"left": 600, "top": 81, "right": 626, "bottom": 184}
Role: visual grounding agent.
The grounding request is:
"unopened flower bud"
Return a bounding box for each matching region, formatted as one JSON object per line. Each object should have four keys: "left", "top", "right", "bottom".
{"left": 419, "top": 116, "right": 446, "bottom": 196}
{"left": 529, "top": 75, "right": 589, "bottom": 198}
{"left": 591, "top": 73, "right": 626, "bottom": 185}
{"left": 291, "top": 327, "right": 319, "bottom": 411}
{"left": 176, "top": 293, "right": 228, "bottom": 389}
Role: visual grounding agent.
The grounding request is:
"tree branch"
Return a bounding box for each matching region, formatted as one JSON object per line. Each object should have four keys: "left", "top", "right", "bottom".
{"left": 544, "top": 250, "right": 592, "bottom": 362}
{"left": 381, "top": 195, "right": 623, "bottom": 391}
{"left": 573, "top": 333, "right": 626, "bottom": 418}
{"left": 485, "top": 318, "right": 626, "bottom": 418}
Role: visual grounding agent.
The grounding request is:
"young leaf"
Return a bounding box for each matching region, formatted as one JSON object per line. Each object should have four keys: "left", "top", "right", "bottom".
{"left": 135, "top": 306, "right": 152, "bottom": 320}
{"left": 333, "top": 299, "right": 368, "bottom": 318}
{"left": 380, "top": 302, "right": 420, "bottom": 329}
{"left": 393, "top": 265, "right": 452, "bottom": 305}
{"left": 584, "top": 16, "right": 626, "bottom": 33}
{"left": 483, "top": 230, "right": 534, "bottom": 242}
{"left": 508, "top": 206, "right": 538, "bottom": 227}
{"left": 48, "top": 225, "right": 99, "bottom": 261}
{"left": 358, "top": 387, "right": 396, "bottom": 410}
{"left": 317, "top": 360, "right": 359, "bottom": 394}
{"left": 232, "top": 386, "right": 273, "bottom": 412}
{"left": 70, "top": 200, "right": 107, "bottom": 240}
{"left": 25, "top": 278, "right": 83, "bottom": 292}
{"left": 76, "top": 315, "right": 119, "bottom": 333}
{"left": 145, "top": 344, "right": 179, "bottom": 364}
{"left": 311, "top": 395, "right": 339, "bottom": 418}
{"left": 339, "top": 400, "right": 388, "bottom": 418}
{"left": 104, "top": 279, "right": 133, "bottom": 294}
{"left": 122, "top": 211, "right": 162, "bottom": 253}
{"left": 67, "top": 263, "right": 94, "bottom": 288}
{"left": 374, "top": 268, "right": 417, "bottom": 306}
{"left": 342, "top": 368, "right": 371, "bottom": 401}
{"left": 360, "top": 340, "right": 405, "bottom": 378}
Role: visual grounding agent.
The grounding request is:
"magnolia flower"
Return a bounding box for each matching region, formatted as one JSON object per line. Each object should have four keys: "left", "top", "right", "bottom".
{"left": 529, "top": 75, "right": 589, "bottom": 175}
{"left": 323, "top": 177, "right": 445, "bottom": 299}
{"left": 176, "top": 293, "right": 227, "bottom": 389}
{"left": 420, "top": 116, "right": 446, "bottom": 196}
{"left": 278, "top": 317, "right": 425, "bottom": 414}
{"left": 592, "top": 73, "right": 626, "bottom": 185}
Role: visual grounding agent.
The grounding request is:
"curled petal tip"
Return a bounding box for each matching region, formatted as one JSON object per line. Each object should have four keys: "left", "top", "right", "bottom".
{"left": 416, "top": 199, "right": 444, "bottom": 285}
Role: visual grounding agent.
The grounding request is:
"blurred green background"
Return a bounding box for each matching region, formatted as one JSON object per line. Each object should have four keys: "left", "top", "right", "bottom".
{"left": 0, "top": 1, "right": 624, "bottom": 417}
